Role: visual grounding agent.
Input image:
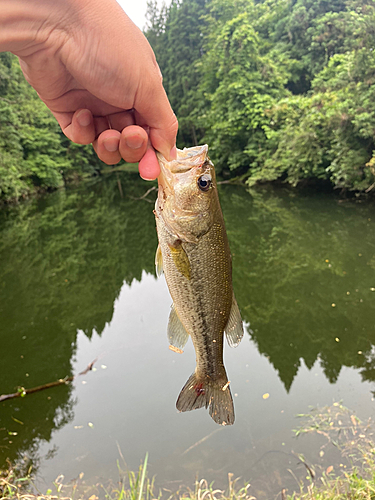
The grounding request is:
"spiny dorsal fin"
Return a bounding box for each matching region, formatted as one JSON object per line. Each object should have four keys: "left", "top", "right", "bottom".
{"left": 155, "top": 244, "right": 163, "bottom": 278}
{"left": 225, "top": 294, "right": 244, "bottom": 348}
{"left": 168, "top": 303, "right": 189, "bottom": 352}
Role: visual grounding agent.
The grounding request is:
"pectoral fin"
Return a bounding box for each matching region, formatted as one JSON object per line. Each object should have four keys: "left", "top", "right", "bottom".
{"left": 168, "top": 240, "right": 191, "bottom": 280}
{"left": 224, "top": 295, "right": 244, "bottom": 347}
{"left": 155, "top": 244, "right": 163, "bottom": 278}
{"left": 168, "top": 303, "right": 189, "bottom": 353}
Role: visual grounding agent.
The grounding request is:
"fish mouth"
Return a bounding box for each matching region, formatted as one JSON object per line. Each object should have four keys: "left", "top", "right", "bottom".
{"left": 157, "top": 145, "right": 209, "bottom": 196}
{"left": 157, "top": 145, "right": 208, "bottom": 175}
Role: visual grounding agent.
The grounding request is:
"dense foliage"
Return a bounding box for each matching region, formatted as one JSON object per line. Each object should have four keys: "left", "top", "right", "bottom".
{"left": 145, "top": 0, "right": 375, "bottom": 191}
{"left": 0, "top": 52, "right": 102, "bottom": 203}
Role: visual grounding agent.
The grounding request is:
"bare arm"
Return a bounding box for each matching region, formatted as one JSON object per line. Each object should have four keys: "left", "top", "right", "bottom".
{"left": 0, "top": 0, "right": 178, "bottom": 179}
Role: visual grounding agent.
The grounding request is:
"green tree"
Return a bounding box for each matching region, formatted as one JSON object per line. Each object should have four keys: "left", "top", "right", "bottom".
{"left": 145, "top": 0, "right": 208, "bottom": 147}
{"left": 0, "top": 53, "right": 104, "bottom": 203}
{"left": 250, "top": 1, "right": 375, "bottom": 190}
{"left": 199, "top": 1, "right": 289, "bottom": 173}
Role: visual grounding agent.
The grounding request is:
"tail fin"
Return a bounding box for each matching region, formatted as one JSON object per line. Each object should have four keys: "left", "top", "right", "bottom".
{"left": 176, "top": 372, "right": 234, "bottom": 425}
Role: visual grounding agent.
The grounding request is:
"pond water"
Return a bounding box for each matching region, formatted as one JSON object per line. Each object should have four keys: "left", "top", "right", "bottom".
{"left": 1, "top": 172, "right": 375, "bottom": 499}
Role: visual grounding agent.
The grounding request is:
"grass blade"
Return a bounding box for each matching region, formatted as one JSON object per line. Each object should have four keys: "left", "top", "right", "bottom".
{"left": 138, "top": 452, "right": 148, "bottom": 500}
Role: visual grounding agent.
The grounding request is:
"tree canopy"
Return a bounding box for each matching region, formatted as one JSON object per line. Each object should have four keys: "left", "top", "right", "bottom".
{"left": 145, "top": 0, "right": 375, "bottom": 191}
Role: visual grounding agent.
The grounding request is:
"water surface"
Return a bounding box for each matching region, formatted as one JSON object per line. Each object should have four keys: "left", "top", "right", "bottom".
{"left": 1, "top": 173, "right": 375, "bottom": 499}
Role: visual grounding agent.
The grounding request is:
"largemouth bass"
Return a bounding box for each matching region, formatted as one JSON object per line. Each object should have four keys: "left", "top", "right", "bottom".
{"left": 154, "top": 145, "right": 243, "bottom": 426}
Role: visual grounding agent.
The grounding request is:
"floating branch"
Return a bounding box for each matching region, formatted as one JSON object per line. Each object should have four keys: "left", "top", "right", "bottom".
{"left": 0, "top": 359, "right": 97, "bottom": 403}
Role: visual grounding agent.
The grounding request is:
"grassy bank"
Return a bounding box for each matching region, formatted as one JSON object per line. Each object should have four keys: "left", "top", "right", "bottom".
{"left": 2, "top": 463, "right": 375, "bottom": 500}
{"left": 286, "top": 403, "right": 375, "bottom": 499}
{"left": 2, "top": 404, "right": 375, "bottom": 500}
{"left": 1, "top": 461, "right": 375, "bottom": 500}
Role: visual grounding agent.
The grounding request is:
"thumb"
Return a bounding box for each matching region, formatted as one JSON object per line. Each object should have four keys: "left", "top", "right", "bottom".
{"left": 134, "top": 78, "right": 178, "bottom": 161}
{"left": 149, "top": 112, "right": 178, "bottom": 161}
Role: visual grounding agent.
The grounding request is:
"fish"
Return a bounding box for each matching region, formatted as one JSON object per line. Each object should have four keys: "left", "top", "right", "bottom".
{"left": 154, "top": 144, "right": 244, "bottom": 426}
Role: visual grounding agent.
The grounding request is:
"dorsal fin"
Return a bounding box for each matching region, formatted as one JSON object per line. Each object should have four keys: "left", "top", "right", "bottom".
{"left": 225, "top": 294, "right": 244, "bottom": 348}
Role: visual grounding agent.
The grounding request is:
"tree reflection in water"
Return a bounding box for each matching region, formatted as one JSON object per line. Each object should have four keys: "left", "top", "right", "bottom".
{"left": 222, "top": 185, "right": 375, "bottom": 390}
{"left": 0, "top": 173, "right": 157, "bottom": 468}
{"left": 1, "top": 173, "right": 375, "bottom": 475}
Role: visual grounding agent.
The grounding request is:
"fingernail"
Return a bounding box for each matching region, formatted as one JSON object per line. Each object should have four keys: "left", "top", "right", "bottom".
{"left": 140, "top": 174, "right": 156, "bottom": 181}
{"left": 77, "top": 109, "right": 92, "bottom": 127}
{"left": 104, "top": 137, "right": 120, "bottom": 152}
{"left": 125, "top": 136, "right": 144, "bottom": 149}
{"left": 169, "top": 146, "right": 177, "bottom": 160}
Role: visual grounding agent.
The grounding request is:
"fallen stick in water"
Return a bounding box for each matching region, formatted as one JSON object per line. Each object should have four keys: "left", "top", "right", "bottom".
{"left": 0, "top": 359, "right": 97, "bottom": 402}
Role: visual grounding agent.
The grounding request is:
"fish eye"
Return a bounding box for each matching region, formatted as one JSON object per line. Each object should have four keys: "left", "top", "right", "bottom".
{"left": 197, "top": 174, "right": 212, "bottom": 192}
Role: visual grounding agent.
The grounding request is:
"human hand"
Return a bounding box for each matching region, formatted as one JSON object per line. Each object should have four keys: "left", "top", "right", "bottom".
{"left": 0, "top": 0, "right": 178, "bottom": 180}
